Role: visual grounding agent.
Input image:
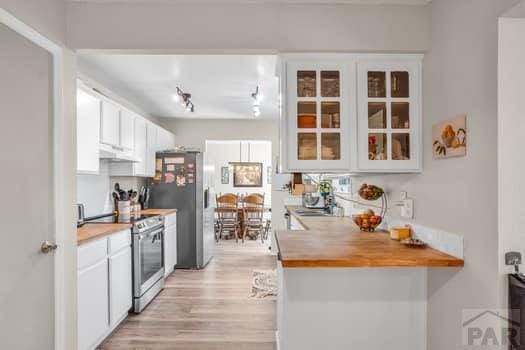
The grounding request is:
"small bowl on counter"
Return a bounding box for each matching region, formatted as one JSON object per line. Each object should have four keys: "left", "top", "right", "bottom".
{"left": 352, "top": 210, "right": 382, "bottom": 232}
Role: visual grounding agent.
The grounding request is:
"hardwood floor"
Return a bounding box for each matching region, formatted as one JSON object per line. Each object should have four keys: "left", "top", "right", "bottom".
{"left": 100, "top": 240, "right": 277, "bottom": 350}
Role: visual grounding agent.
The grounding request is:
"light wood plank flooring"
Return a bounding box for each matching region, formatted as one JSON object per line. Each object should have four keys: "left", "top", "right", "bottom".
{"left": 99, "top": 240, "right": 277, "bottom": 350}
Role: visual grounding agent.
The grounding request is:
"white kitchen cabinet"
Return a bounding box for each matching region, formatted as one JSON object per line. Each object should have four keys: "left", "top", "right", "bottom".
{"left": 100, "top": 100, "right": 121, "bottom": 147}
{"left": 164, "top": 213, "right": 177, "bottom": 277}
{"left": 111, "top": 117, "right": 147, "bottom": 176}
{"left": 120, "top": 109, "right": 135, "bottom": 151}
{"left": 278, "top": 53, "right": 422, "bottom": 174}
{"left": 78, "top": 256, "right": 109, "bottom": 350}
{"left": 77, "top": 230, "right": 132, "bottom": 350}
{"left": 157, "top": 126, "right": 175, "bottom": 151}
{"left": 109, "top": 116, "right": 159, "bottom": 177}
{"left": 283, "top": 59, "right": 353, "bottom": 172}
{"left": 77, "top": 87, "right": 101, "bottom": 174}
{"left": 146, "top": 122, "right": 157, "bottom": 178}
{"left": 109, "top": 247, "right": 132, "bottom": 327}
{"left": 355, "top": 59, "right": 422, "bottom": 172}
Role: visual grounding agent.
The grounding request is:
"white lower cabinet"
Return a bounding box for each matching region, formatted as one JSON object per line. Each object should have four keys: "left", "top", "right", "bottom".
{"left": 164, "top": 213, "right": 177, "bottom": 277}
{"left": 109, "top": 247, "right": 132, "bottom": 327}
{"left": 78, "top": 257, "right": 109, "bottom": 350}
{"left": 77, "top": 230, "right": 132, "bottom": 350}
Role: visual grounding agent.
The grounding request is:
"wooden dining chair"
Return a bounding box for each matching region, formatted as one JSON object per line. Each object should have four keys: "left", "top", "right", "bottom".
{"left": 216, "top": 193, "right": 240, "bottom": 242}
{"left": 241, "top": 193, "right": 265, "bottom": 243}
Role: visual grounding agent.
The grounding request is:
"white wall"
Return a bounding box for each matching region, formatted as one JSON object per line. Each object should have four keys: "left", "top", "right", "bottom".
{"left": 422, "top": 2, "right": 517, "bottom": 348}
{"left": 356, "top": 1, "right": 518, "bottom": 349}
{"left": 163, "top": 118, "right": 290, "bottom": 229}
{"left": 498, "top": 15, "right": 525, "bottom": 307}
{"left": 0, "top": 0, "right": 66, "bottom": 44}
{"left": 66, "top": 2, "right": 429, "bottom": 52}
{"left": 206, "top": 140, "right": 272, "bottom": 202}
{"left": 161, "top": 118, "right": 278, "bottom": 152}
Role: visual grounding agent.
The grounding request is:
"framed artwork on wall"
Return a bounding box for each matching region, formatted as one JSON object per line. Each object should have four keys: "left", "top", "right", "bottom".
{"left": 432, "top": 114, "right": 467, "bottom": 159}
{"left": 231, "top": 162, "right": 263, "bottom": 187}
{"left": 221, "top": 166, "right": 229, "bottom": 184}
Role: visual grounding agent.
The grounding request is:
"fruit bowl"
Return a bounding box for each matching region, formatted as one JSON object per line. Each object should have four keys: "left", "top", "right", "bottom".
{"left": 352, "top": 210, "right": 383, "bottom": 232}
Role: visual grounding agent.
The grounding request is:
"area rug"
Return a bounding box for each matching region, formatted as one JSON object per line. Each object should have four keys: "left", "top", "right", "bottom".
{"left": 250, "top": 269, "right": 277, "bottom": 298}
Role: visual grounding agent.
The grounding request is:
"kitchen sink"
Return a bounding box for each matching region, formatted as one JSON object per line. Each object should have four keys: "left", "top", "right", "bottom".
{"left": 295, "top": 210, "right": 331, "bottom": 217}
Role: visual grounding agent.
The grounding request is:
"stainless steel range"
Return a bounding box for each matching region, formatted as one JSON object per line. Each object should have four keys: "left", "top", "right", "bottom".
{"left": 85, "top": 213, "right": 165, "bottom": 313}
{"left": 131, "top": 214, "right": 165, "bottom": 313}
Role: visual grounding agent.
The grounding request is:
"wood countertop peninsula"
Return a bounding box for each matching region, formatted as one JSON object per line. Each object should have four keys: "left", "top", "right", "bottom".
{"left": 275, "top": 206, "right": 464, "bottom": 268}
{"left": 141, "top": 208, "right": 177, "bottom": 216}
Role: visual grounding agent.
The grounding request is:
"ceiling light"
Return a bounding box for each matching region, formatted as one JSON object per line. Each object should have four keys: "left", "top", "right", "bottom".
{"left": 173, "top": 87, "right": 194, "bottom": 113}
{"left": 253, "top": 105, "right": 261, "bottom": 117}
{"left": 251, "top": 86, "right": 263, "bottom": 117}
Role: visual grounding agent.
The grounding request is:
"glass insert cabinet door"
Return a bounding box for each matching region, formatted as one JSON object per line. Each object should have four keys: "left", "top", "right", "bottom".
{"left": 286, "top": 62, "right": 351, "bottom": 171}
{"left": 357, "top": 61, "right": 421, "bottom": 171}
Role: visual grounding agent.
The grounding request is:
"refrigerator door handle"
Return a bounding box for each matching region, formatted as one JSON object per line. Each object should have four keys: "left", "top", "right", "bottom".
{"left": 204, "top": 187, "right": 209, "bottom": 209}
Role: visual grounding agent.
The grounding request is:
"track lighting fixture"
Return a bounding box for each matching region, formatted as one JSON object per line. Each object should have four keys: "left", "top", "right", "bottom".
{"left": 173, "top": 87, "right": 194, "bottom": 113}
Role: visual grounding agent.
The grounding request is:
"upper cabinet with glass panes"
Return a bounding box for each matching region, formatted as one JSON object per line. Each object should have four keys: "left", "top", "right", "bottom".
{"left": 279, "top": 58, "right": 353, "bottom": 172}
{"left": 355, "top": 58, "right": 422, "bottom": 172}
{"left": 277, "top": 54, "right": 421, "bottom": 173}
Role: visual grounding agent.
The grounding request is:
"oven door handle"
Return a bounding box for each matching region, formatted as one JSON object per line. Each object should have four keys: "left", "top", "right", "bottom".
{"left": 138, "top": 228, "right": 164, "bottom": 241}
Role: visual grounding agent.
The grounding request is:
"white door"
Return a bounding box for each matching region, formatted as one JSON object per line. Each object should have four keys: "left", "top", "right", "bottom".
{"left": 0, "top": 24, "right": 55, "bottom": 349}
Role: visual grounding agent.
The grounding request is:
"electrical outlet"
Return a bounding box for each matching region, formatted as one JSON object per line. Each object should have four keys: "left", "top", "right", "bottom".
{"left": 400, "top": 191, "right": 408, "bottom": 200}
{"left": 400, "top": 199, "right": 414, "bottom": 219}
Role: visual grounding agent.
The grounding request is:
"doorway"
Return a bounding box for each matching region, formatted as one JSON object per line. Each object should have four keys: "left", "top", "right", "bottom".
{"left": 206, "top": 140, "right": 273, "bottom": 244}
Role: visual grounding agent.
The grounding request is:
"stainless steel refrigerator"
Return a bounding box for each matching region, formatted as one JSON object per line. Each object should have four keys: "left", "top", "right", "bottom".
{"left": 149, "top": 150, "right": 215, "bottom": 269}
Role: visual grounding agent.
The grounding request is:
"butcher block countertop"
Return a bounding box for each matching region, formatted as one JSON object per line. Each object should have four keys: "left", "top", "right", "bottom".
{"left": 77, "top": 223, "right": 132, "bottom": 246}
{"left": 141, "top": 208, "right": 177, "bottom": 216}
{"left": 77, "top": 209, "right": 176, "bottom": 245}
{"left": 275, "top": 206, "right": 464, "bottom": 268}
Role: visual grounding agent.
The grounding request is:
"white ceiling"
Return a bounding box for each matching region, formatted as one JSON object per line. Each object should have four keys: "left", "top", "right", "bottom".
{"left": 69, "top": 0, "right": 430, "bottom": 4}
{"left": 78, "top": 54, "right": 279, "bottom": 119}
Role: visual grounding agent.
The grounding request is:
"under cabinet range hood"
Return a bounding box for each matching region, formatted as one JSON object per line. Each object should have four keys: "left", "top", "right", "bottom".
{"left": 99, "top": 143, "right": 139, "bottom": 162}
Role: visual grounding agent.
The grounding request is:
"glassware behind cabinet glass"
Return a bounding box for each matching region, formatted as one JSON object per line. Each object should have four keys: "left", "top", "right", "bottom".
{"left": 297, "top": 71, "right": 316, "bottom": 97}
{"left": 321, "top": 71, "right": 340, "bottom": 97}
{"left": 297, "top": 133, "right": 317, "bottom": 160}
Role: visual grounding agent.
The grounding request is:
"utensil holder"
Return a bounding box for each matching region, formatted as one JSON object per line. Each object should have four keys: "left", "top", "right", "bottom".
{"left": 117, "top": 200, "right": 131, "bottom": 221}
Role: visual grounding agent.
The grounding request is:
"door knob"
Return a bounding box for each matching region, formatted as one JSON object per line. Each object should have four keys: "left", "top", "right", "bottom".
{"left": 41, "top": 241, "right": 58, "bottom": 254}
